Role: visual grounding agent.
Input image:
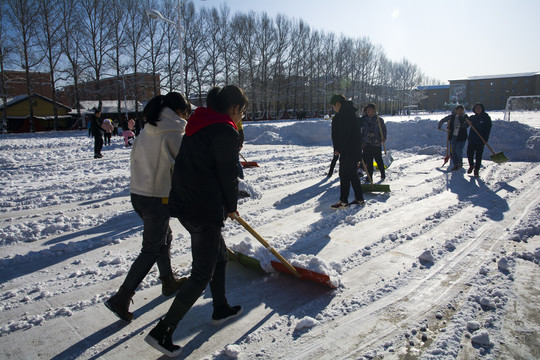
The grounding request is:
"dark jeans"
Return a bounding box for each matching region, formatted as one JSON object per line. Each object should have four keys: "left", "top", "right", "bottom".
{"left": 362, "top": 145, "right": 385, "bottom": 179}
{"left": 467, "top": 143, "right": 485, "bottom": 171}
{"left": 339, "top": 155, "right": 364, "bottom": 203}
{"left": 120, "top": 194, "right": 173, "bottom": 292}
{"left": 164, "top": 219, "right": 228, "bottom": 327}
{"left": 104, "top": 132, "right": 112, "bottom": 145}
{"left": 94, "top": 134, "right": 103, "bottom": 155}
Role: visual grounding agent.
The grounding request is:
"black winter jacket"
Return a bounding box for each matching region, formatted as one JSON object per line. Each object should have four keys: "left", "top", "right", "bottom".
{"left": 331, "top": 100, "right": 363, "bottom": 160}
{"left": 169, "top": 107, "right": 239, "bottom": 226}
{"left": 468, "top": 104, "right": 492, "bottom": 145}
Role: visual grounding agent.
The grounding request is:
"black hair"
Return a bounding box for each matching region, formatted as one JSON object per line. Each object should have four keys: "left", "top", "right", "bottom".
{"left": 330, "top": 94, "right": 346, "bottom": 106}
{"left": 366, "top": 103, "right": 376, "bottom": 110}
{"left": 143, "top": 92, "right": 190, "bottom": 126}
{"left": 206, "top": 85, "right": 249, "bottom": 114}
{"left": 472, "top": 103, "right": 485, "bottom": 114}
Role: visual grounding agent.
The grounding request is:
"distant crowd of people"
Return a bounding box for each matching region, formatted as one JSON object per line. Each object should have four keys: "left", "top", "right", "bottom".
{"left": 88, "top": 113, "right": 140, "bottom": 158}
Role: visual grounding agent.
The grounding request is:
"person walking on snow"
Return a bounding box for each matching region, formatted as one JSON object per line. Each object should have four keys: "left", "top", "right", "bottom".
{"left": 466, "top": 103, "right": 492, "bottom": 177}
{"left": 104, "top": 92, "right": 191, "bottom": 322}
{"left": 329, "top": 94, "right": 365, "bottom": 209}
{"left": 438, "top": 105, "right": 469, "bottom": 170}
{"left": 362, "top": 103, "right": 387, "bottom": 181}
{"left": 144, "top": 85, "right": 248, "bottom": 358}
{"left": 90, "top": 108, "right": 104, "bottom": 158}
{"left": 102, "top": 118, "right": 114, "bottom": 146}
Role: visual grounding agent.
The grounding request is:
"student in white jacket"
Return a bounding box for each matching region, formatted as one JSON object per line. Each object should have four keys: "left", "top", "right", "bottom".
{"left": 105, "top": 92, "right": 190, "bottom": 322}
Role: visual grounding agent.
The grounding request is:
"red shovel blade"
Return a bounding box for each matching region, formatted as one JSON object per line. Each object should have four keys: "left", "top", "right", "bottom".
{"left": 442, "top": 155, "right": 450, "bottom": 166}
{"left": 241, "top": 161, "right": 259, "bottom": 168}
{"left": 270, "top": 261, "right": 337, "bottom": 289}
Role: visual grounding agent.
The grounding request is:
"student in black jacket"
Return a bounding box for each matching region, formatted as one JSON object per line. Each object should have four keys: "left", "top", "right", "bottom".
{"left": 466, "top": 103, "right": 492, "bottom": 177}
{"left": 330, "top": 94, "right": 365, "bottom": 209}
{"left": 144, "top": 85, "right": 248, "bottom": 358}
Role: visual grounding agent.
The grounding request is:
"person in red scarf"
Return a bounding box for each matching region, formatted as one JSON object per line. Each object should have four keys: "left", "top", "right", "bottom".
{"left": 145, "top": 85, "right": 248, "bottom": 358}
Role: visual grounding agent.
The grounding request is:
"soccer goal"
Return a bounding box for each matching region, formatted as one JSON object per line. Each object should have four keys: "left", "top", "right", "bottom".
{"left": 504, "top": 95, "right": 540, "bottom": 122}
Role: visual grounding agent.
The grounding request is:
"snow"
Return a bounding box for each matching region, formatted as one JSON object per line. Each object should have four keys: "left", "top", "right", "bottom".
{"left": 1, "top": 111, "right": 539, "bottom": 359}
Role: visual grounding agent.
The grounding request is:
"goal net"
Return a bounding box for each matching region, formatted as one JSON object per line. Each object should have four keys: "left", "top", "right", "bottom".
{"left": 504, "top": 95, "right": 540, "bottom": 123}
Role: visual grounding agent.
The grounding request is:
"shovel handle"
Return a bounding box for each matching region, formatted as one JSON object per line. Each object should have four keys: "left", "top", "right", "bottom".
{"left": 239, "top": 153, "right": 248, "bottom": 162}
{"left": 234, "top": 214, "right": 301, "bottom": 278}
{"left": 360, "top": 158, "right": 375, "bottom": 189}
{"left": 467, "top": 122, "right": 497, "bottom": 155}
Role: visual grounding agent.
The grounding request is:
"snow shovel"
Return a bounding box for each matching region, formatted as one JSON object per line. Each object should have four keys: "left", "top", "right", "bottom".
{"left": 439, "top": 126, "right": 451, "bottom": 166}
{"left": 240, "top": 153, "right": 259, "bottom": 168}
{"left": 467, "top": 121, "right": 509, "bottom": 163}
{"left": 233, "top": 214, "right": 336, "bottom": 288}
{"left": 360, "top": 159, "right": 391, "bottom": 193}
{"left": 227, "top": 247, "right": 264, "bottom": 272}
{"left": 378, "top": 115, "right": 394, "bottom": 168}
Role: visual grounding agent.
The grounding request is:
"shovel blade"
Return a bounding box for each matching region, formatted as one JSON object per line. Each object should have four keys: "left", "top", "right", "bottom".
{"left": 490, "top": 152, "right": 509, "bottom": 163}
{"left": 270, "top": 261, "right": 337, "bottom": 289}
{"left": 361, "top": 183, "right": 391, "bottom": 193}
{"left": 241, "top": 161, "right": 259, "bottom": 168}
{"left": 442, "top": 155, "right": 450, "bottom": 166}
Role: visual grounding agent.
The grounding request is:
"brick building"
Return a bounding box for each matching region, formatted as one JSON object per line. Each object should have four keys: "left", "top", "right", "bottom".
{"left": 2, "top": 70, "right": 53, "bottom": 98}
{"left": 449, "top": 72, "right": 540, "bottom": 110}
{"left": 57, "top": 73, "right": 160, "bottom": 108}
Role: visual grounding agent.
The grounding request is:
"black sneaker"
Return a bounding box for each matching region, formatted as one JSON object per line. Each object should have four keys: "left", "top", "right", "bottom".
{"left": 467, "top": 166, "right": 474, "bottom": 174}
{"left": 348, "top": 199, "right": 366, "bottom": 206}
{"left": 144, "top": 319, "right": 182, "bottom": 358}
{"left": 212, "top": 305, "right": 243, "bottom": 326}
{"left": 330, "top": 201, "right": 348, "bottom": 210}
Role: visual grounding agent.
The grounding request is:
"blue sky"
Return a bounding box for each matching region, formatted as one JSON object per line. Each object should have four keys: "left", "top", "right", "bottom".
{"left": 194, "top": 0, "right": 540, "bottom": 83}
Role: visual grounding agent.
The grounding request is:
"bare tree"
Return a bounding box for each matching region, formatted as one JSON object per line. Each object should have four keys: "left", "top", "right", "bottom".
{"left": 79, "top": 0, "right": 114, "bottom": 107}
{"left": 1, "top": 2, "right": 15, "bottom": 133}
{"left": 7, "top": 0, "right": 42, "bottom": 132}
{"left": 37, "top": 0, "right": 63, "bottom": 130}
{"left": 59, "top": 0, "right": 87, "bottom": 129}
{"left": 124, "top": 0, "right": 150, "bottom": 119}
{"left": 105, "top": 0, "right": 130, "bottom": 121}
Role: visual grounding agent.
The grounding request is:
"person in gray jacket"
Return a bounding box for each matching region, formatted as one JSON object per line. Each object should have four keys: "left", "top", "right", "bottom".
{"left": 105, "top": 92, "right": 190, "bottom": 322}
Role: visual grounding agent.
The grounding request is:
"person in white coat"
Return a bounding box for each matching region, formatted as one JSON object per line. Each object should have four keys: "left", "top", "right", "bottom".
{"left": 105, "top": 92, "right": 191, "bottom": 322}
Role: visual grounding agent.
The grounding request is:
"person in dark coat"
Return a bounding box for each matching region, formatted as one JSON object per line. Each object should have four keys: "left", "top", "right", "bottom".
{"left": 466, "top": 103, "right": 492, "bottom": 177}
{"left": 144, "top": 85, "right": 248, "bottom": 358}
{"left": 90, "top": 108, "right": 104, "bottom": 158}
{"left": 362, "top": 103, "right": 387, "bottom": 181}
{"left": 329, "top": 94, "right": 364, "bottom": 209}
{"left": 439, "top": 105, "right": 469, "bottom": 170}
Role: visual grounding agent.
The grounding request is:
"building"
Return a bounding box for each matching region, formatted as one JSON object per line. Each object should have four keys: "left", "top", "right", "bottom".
{"left": 57, "top": 73, "right": 160, "bottom": 108}
{"left": 2, "top": 70, "right": 53, "bottom": 99}
{"left": 449, "top": 72, "right": 540, "bottom": 110}
{"left": 0, "top": 94, "right": 73, "bottom": 133}
{"left": 416, "top": 85, "right": 450, "bottom": 112}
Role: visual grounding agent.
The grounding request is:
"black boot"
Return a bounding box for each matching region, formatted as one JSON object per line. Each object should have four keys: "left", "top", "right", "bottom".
{"left": 144, "top": 319, "right": 182, "bottom": 357}
{"left": 160, "top": 273, "right": 188, "bottom": 297}
{"left": 104, "top": 286, "right": 134, "bottom": 322}
{"left": 212, "top": 304, "right": 243, "bottom": 326}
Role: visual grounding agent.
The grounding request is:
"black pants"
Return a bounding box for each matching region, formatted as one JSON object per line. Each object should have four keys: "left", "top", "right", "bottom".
{"left": 164, "top": 219, "right": 228, "bottom": 327}
{"left": 121, "top": 194, "right": 173, "bottom": 292}
{"left": 467, "top": 143, "right": 485, "bottom": 172}
{"left": 94, "top": 134, "right": 103, "bottom": 155}
{"left": 339, "top": 155, "right": 364, "bottom": 203}
{"left": 104, "top": 132, "right": 112, "bottom": 145}
{"left": 363, "top": 145, "right": 385, "bottom": 179}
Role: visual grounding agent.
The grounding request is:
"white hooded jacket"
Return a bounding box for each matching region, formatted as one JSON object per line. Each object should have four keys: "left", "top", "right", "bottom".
{"left": 129, "top": 107, "right": 187, "bottom": 198}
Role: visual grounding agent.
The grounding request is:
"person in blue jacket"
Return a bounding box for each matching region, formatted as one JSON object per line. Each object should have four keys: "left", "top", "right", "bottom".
{"left": 466, "top": 103, "right": 492, "bottom": 177}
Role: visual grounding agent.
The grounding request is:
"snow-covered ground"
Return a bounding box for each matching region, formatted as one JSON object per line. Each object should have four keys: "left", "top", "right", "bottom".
{"left": 1, "top": 111, "right": 539, "bottom": 359}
